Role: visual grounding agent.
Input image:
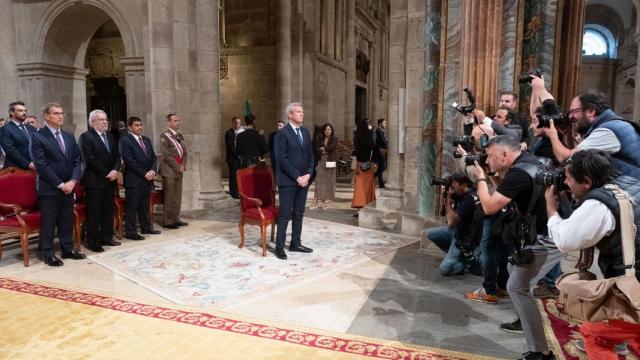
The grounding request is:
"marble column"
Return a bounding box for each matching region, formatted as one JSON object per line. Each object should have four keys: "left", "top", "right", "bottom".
{"left": 418, "top": 0, "right": 440, "bottom": 216}
{"left": 518, "top": 0, "right": 558, "bottom": 112}
{"left": 345, "top": 0, "right": 356, "bottom": 139}
{"left": 554, "top": 0, "right": 585, "bottom": 108}
{"left": 276, "top": 0, "right": 292, "bottom": 115}
{"left": 461, "top": 0, "right": 502, "bottom": 114}
{"left": 498, "top": 0, "right": 519, "bottom": 92}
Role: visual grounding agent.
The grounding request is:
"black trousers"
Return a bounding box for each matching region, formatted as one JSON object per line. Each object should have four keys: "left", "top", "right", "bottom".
{"left": 228, "top": 161, "right": 239, "bottom": 198}
{"left": 275, "top": 185, "right": 309, "bottom": 250}
{"left": 85, "top": 186, "right": 115, "bottom": 247}
{"left": 38, "top": 192, "right": 75, "bottom": 257}
{"left": 125, "top": 185, "right": 151, "bottom": 235}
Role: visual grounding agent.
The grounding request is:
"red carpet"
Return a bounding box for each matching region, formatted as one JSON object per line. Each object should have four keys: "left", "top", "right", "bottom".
{"left": 540, "top": 298, "right": 640, "bottom": 359}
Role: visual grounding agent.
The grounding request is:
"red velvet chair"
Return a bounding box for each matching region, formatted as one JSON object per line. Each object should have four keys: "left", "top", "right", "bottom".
{"left": 72, "top": 184, "right": 86, "bottom": 251}
{"left": 237, "top": 164, "right": 278, "bottom": 256}
{"left": 0, "top": 167, "right": 40, "bottom": 266}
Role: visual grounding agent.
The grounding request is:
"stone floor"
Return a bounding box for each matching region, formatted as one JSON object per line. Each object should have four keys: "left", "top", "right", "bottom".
{"left": 0, "top": 181, "right": 574, "bottom": 359}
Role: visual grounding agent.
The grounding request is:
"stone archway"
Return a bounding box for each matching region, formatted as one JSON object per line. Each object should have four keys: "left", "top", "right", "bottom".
{"left": 16, "top": 0, "right": 141, "bottom": 137}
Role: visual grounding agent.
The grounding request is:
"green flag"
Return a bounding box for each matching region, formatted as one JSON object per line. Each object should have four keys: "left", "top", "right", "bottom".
{"left": 243, "top": 98, "right": 252, "bottom": 117}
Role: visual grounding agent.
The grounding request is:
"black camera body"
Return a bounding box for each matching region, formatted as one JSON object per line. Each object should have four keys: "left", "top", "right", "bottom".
{"left": 518, "top": 68, "right": 542, "bottom": 84}
{"left": 534, "top": 168, "right": 565, "bottom": 188}
{"left": 536, "top": 113, "right": 568, "bottom": 129}
{"left": 464, "top": 153, "right": 488, "bottom": 167}
{"left": 508, "top": 248, "right": 534, "bottom": 266}
{"left": 452, "top": 87, "right": 476, "bottom": 116}
{"left": 431, "top": 175, "right": 452, "bottom": 189}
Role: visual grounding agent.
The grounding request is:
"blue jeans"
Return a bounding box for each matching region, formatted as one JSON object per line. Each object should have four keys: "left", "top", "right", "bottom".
{"left": 543, "top": 262, "right": 561, "bottom": 288}
{"left": 426, "top": 226, "right": 467, "bottom": 276}
{"left": 478, "top": 218, "right": 510, "bottom": 295}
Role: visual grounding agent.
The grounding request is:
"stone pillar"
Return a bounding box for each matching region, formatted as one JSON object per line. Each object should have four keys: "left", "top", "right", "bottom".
{"left": 276, "top": 0, "right": 292, "bottom": 116}
{"left": 345, "top": 0, "right": 356, "bottom": 138}
{"left": 147, "top": 0, "right": 176, "bottom": 138}
{"left": 418, "top": 0, "right": 441, "bottom": 216}
{"left": 121, "top": 56, "right": 146, "bottom": 119}
{"left": 554, "top": 0, "right": 586, "bottom": 108}
{"left": 384, "top": 0, "right": 407, "bottom": 188}
{"left": 461, "top": 0, "right": 502, "bottom": 115}
{"left": 190, "top": 0, "right": 224, "bottom": 209}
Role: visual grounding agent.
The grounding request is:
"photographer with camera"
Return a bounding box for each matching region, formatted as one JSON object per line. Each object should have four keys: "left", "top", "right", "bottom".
{"left": 530, "top": 75, "right": 640, "bottom": 179}
{"left": 474, "top": 135, "right": 561, "bottom": 360}
{"left": 545, "top": 150, "right": 640, "bottom": 358}
{"left": 478, "top": 107, "right": 523, "bottom": 144}
{"left": 425, "top": 173, "right": 482, "bottom": 276}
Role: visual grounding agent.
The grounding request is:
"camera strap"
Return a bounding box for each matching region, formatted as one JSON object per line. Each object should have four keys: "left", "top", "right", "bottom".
{"left": 512, "top": 161, "right": 545, "bottom": 247}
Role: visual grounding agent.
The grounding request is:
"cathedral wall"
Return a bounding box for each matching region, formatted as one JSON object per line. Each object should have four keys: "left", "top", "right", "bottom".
{"left": 0, "top": 0, "right": 19, "bottom": 113}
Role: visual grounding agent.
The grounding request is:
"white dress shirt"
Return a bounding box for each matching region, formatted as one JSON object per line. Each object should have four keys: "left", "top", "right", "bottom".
{"left": 547, "top": 199, "right": 616, "bottom": 252}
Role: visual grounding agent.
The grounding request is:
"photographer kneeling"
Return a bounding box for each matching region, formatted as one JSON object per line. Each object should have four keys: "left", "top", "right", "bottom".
{"left": 545, "top": 150, "right": 640, "bottom": 359}
{"left": 425, "top": 173, "right": 482, "bottom": 276}
{"left": 474, "top": 135, "right": 561, "bottom": 360}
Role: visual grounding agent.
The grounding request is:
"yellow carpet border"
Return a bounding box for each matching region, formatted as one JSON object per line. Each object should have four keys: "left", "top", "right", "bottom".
{"left": 0, "top": 276, "right": 500, "bottom": 360}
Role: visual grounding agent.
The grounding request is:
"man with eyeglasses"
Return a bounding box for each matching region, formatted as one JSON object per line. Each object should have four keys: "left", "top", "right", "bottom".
{"left": 530, "top": 76, "right": 640, "bottom": 179}
{"left": 1, "top": 101, "right": 36, "bottom": 169}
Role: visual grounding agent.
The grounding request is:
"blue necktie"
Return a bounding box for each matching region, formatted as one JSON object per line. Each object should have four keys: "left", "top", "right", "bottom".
{"left": 101, "top": 133, "right": 110, "bottom": 153}
{"left": 295, "top": 128, "right": 303, "bottom": 146}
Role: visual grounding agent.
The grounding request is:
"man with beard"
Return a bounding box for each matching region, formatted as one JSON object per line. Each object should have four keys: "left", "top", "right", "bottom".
{"left": 2, "top": 101, "right": 36, "bottom": 169}
{"left": 530, "top": 76, "right": 640, "bottom": 179}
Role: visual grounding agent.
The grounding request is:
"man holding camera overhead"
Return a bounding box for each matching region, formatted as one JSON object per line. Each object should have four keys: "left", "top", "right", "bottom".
{"left": 531, "top": 75, "right": 640, "bottom": 180}
{"left": 474, "top": 135, "right": 560, "bottom": 360}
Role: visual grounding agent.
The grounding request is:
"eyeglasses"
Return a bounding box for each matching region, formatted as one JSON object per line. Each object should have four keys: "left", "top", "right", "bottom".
{"left": 567, "top": 107, "right": 584, "bottom": 115}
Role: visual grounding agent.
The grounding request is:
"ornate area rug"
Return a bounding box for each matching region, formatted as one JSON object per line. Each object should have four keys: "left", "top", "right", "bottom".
{"left": 89, "top": 218, "right": 418, "bottom": 308}
{"left": 0, "top": 277, "right": 497, "bottom": 360}
{"left": 539, "top": 298, "right": 640, "bottom": 359}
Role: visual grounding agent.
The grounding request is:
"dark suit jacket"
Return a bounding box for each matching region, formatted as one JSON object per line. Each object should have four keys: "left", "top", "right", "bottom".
{"left": 119, "top": 133, "right": 157, "bottom": 188}
{"left": 224, "top": 128, "right": 240, "bottom": 164}
{"left": 274, "top": 123, "right": 314, "bottom": 187}
{"left": 236, "top": 128, "right": 268, "bottom": 161}
{"left": 2, "top": 121, "right": 36, "bottom": 168}
{"left": 78, "top": 128, "right": 121, "bottom": 189}
{"left": 373, "top": 127, "right": 388, "bottom": 162}
{"left": 30, "top": 126, "right": 82, "bottom": 196}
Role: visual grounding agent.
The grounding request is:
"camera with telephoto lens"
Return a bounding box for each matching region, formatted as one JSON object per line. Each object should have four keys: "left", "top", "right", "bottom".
{"left": 430, "top": 175, "right": 452, "bottom": 189}
{"left": 452, "top": 135, "right": 474, "bottom": 149}
{"left": 451, "top": 87, "right": 476, "bottom": 116}
{"left": 508, "top": 248, "right": 534, "bottom": 266}
{"left": 464, "top": 153, "right": 488, "bottom": 167}
{"left": 518, "top": 68, "right": 542, "bottom": 84}
{"left": 534, "top": 168, "right": 566, "bottom": 188}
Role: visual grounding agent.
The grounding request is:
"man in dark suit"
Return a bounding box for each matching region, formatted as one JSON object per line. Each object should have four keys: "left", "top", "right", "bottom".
{"left": 2, "top": 101, "right": 36, "bottom": 169}
{"left": 159, "top": 113, "right": 189, "bottom": 229}
{"left": 236, "top": 114, "right": 268, "bottom": 168}
{"left": 119, "top": 116, "right": 161, "bottom": 240}
{"left": 30, "top": 103, "right": 86, "bottom": 266}
{"left": 273, "top": 102, "right": 314, "bottom": 260}
{"left": 374, "top": 118, "right": 388, "bottom": 188}
{"left": 78, "top": 110, "right": 122, "bottom": 252}
{"left": 224, "top": 116, "right": 243, "bottom": 198}
{"left": 268, "top": 120, "right": 285, "bottom": 174}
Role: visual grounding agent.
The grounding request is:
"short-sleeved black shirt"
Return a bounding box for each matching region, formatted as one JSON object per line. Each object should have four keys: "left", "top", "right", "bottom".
{"left": 496, "top": 152, "right": 548, "bottom": 235}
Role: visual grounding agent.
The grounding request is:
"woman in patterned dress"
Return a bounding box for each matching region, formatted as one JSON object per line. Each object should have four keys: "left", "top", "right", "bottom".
{"left": 311, "top": 123, "right": 337, "bottom": 209}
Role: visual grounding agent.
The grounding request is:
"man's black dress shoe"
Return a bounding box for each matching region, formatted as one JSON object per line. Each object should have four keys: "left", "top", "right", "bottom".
{"left": 43, "top": 256, "right": 64, "bottom": 267}
{"left": 87, "top": 245, "right": 105, "bottom": 253}
{"left": 274, "top": 248, "right": 288, "bottom": 260}
{"left": 163, "top": 223, "right": 180, "bottom": 229}
{"left": 289, "top": 245, "right": 313, "bottom": 253}
{"left": 142, "top": 229, "right": 161, "bottom": 235}
{"left": 102, "top": 240, "right": 121, "bottom": 246}
{"left": 61, "top": 250, "right": 87, "bottom": 260}
{"left": 176, "top": 220, "right": 189, "bottom": 226}
{"left": 125, "top": 234, "right": 145, "bottom": 241}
